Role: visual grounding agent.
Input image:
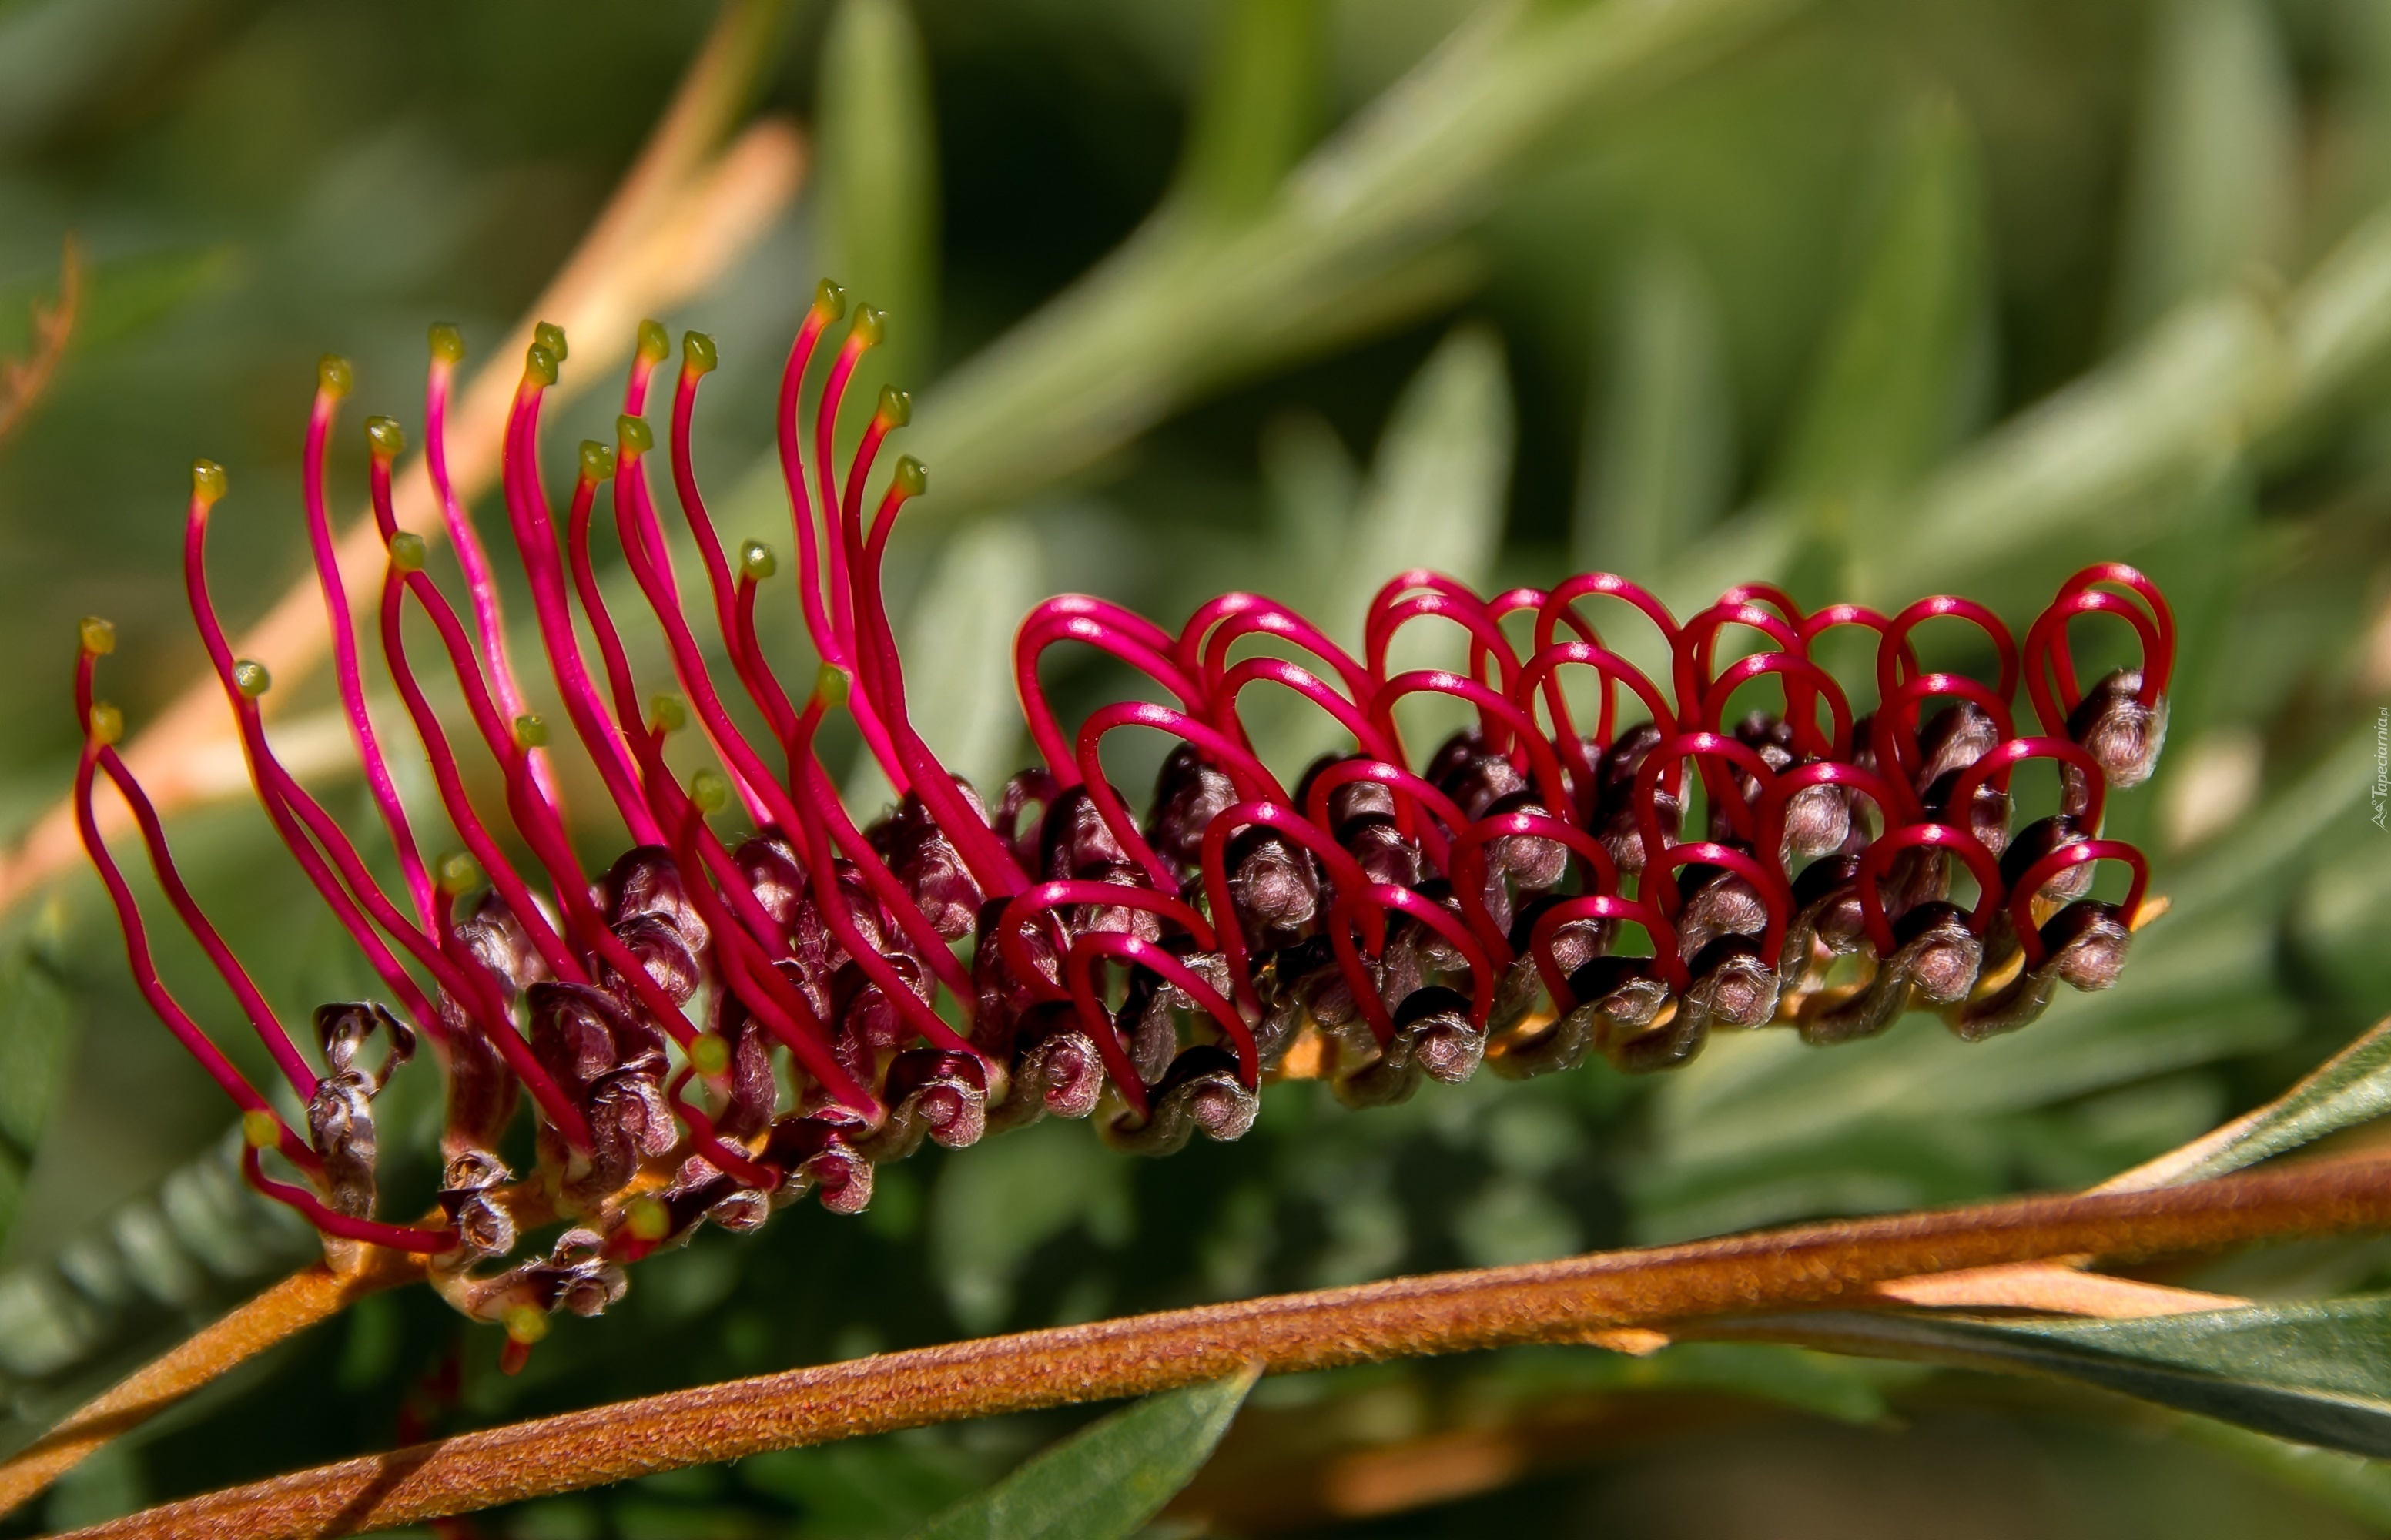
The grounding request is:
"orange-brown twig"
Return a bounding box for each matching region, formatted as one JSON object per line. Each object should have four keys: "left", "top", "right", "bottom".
{"left": 0, "top": 234, "right": 81, "bottom": 447}
{"left": 64, "top": 1150, "right": 2391, "bottom": 1540}
{"left": 0, "top": 1250, "right": 420, "bottom": 1521}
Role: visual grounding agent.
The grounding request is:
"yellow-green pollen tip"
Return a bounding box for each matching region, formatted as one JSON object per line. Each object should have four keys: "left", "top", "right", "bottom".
{"left": 849, "top": 305, "right": 885, "bottom": 348}
{"left": 88, "top": 701, "right": 123, "bottom": 746}
{"left": 513, "top": 713, "right": 548, "bottom": 749}
{"left": 681, "top": 330, "right": 718, "bottom": 376}
{"left": 635, "top": 318, "right": 670, "bottom": 363}
{"left": 815, "top": 661, "right": 851, "bottom": 709}
{"left": 317, "top": 354, "right": 353, "bottom": 400}
{"left": 502, "top": 1304, "right": 550, "bottom": 1345}
{"left": 524, "top": 343, "right": 558, "bottom": 388}
{"left": 191, "top": 460, "right": 227, "bottom": 505}
{"left": 579, "top": 440, "right": 617, "bottom": 482}
{"left": 428, "top": 323, "right": 467, "bottom": 365}
{"left": 364, "top": 415, "right": 406, "bottom": 460}
{"left": 690, "top": 768, "right": 732, "bottom": 815}
{"left": 388, "top": 531, "right": 427, "bottom": 573}
{"left": 690, "top": 1032, "right": 732, "bottom": 1076}
{"left": 241, "top": 1109, "right": 281, "bottom": 1150}
{"left": 436, "top": 850, "right": 480, "bottom": 895}
{"left": 892, "top": 456, "right": 927, "bottom": 498}
{"left": 534, "top": 321, "right": 568, "bottom": 362}
{"left": 650, "top": 693, "right": 687, "bottom": 735}
{"left": 79, "top": 615, "right": 116, "bottom": 656}
{"left": 738, "top": 540, "right": 776, "bottom": 581}
{"left": 233, "top": 659, "right": 271, "bottom": 698}
{"left": 617, "top": 414, "right": 654, "bottom": 456}
{"left": 812, "top": 278, "right": 847, "bottom": 321}
{"left": 625, "top": 1195, "right": 671, "bottom": 1242}
{"left": 876, "top": 384, "right": 913, "bottom": 428}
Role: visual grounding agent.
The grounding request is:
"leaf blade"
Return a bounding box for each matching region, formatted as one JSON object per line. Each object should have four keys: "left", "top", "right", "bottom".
{"left": 910, "top": 1365, "right": 1260, "bottom": 1540}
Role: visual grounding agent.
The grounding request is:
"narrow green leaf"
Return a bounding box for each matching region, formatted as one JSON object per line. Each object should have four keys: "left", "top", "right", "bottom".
{"left": 0, "top": 912, "right": 80, "bottom": 1253}
{"left": 1573, "top": 234, "right": 1735, "bottom": 578}
{"left": 1705, "top": 1297, "right": 2391, "bottom": 1460}
{"left": 909, "top": 1364, "right": 1260, "bottom": 1540}
{"left": 2109, "top": 0, "right": 2298, "bottom": 340}
{"left": 1770, "top": 90, "right": 1990, "bottom": 551}
{"left": 1176, "top": 0, "right": 1328, "bottom": 222}
{"left": 819, "top": 0, "right": 940, "bottom": 382}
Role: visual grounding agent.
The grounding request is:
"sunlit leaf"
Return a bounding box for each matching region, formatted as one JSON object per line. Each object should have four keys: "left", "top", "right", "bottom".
{"left": 1574, "top": 233, "right": 1735, "bottom": 578}
{"left": 2109, "top": 0, "right": 2298, "bottom": 340}
{"left": 910, "top": 1365, "right": 1259, "bottom": 1540}
{"left": 1706, "top": 1297, "right": 2391, "bottom": 1459}
{"left": 1176, "top": 0, "right": 1328, "bottom": 222}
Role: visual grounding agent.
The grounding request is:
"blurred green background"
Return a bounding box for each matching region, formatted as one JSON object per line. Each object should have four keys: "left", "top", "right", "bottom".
{"left": 4, "top": 0, "right": 2391, "bottom": 1533}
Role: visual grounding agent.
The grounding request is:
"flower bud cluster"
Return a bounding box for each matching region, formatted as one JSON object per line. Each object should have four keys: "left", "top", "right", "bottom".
{"left": 72, "top": 288, "right": 2171, "bottom": 1350}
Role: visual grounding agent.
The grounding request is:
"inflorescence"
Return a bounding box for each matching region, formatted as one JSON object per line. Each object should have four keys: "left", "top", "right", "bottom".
{"left": 74, "top": 283, "right": 2173, "bottom": 1359}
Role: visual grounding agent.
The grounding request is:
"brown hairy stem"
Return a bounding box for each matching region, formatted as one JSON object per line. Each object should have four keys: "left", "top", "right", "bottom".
{"left": 0, "top": 0, "right": 802, "bottom": 916}
{"left": 65, "top": 1151, "right": 2391, "bottom": 1540}
{"left": 0, "top": 1250, "right": 421, "bottom": 1520}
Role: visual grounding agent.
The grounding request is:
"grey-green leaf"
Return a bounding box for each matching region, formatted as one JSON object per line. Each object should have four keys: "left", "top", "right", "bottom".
{"left": 818, "top": 0, "right": 941, "bottom": 381}
{"left": 909, "top": 1364, "right": 1260, "bottom": 1540}
{"left": 1706, "top": 1297, "right": 2391, "bottom": 1458}
{"left": 0, "top": 919, "right": 80, "bottom": 1253}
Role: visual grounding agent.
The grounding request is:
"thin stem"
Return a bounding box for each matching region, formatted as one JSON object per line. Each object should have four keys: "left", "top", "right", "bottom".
{"left": 68, "top": 1151, "right": 2391, "bottom": 1540}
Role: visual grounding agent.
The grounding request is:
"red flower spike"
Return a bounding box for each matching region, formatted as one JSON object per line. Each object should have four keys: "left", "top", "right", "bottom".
{"left": 74, "top": 297, "right": 2179, "bottom": 1338}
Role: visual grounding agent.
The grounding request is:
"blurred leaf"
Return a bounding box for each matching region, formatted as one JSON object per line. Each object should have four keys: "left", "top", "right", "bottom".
{"left": 742, "top": 1432, "right": 1005, "bottom": 1540}
{"left": 1771, "top": 89, "right": 1991, "bottom": 552}
{"left": 847, "top": 515, "right": 1041, "bottom": 808}
{"left": 0, "top": 913, "right": 77, "bottom": 1252}
{"left": 1708, "top": 1297, "right": 2391, "bottom": 1459}
{"left": 2146, "top": 1015, "right": 2391, "bottom": 1187}
{"left": 0, "top": 0, "right": 205, "bottom": 151}
{"left": 914, "top": 0, "right": 1810, "bottom": 511}
{"left": 1573, "top": 233, "right": 1735, "bottom": 578}
{"left": 1176, "top": 0, "right": 1328, "bottom": 223}
{"left": 929, "top": 1119, "right": 1130, "bottom": 1334}
{"left": 2110, "top": 0, "right": 2299, "bottom": 340}
{"left": 1338, "top": 321, "right": 1512, "bottom": 637}
{"left": 2188, "top": 1418, "right": 2391, "bottom": 1533}
{"left": 73, "top": 247, "right": 236, "bottom": 352}
{"left": 819, "top": 0, "right": 940, "bottom": 381}
{"left": 910, "top": 1364, "right": 1259, "bottom": 1540}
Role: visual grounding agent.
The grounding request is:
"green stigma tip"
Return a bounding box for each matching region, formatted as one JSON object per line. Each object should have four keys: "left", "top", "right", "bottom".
{"left": 428, "top": 323, "right": 466, "bottom": 364}
{"left": 364, "top": 416, "right": 406, "bottom": 460}
{"left": 690, "top": 1032, "right": 731, "bottom": 1076}
{"left": 690, "top": 768, "right": 732, "bottom": 815}
{"left": 513, "top": 713, "right": 548, "bottom": 749}
{"left": 636, "top": 319, "right": 669, "bottom": 363}
{"left": 876, "top": 386, "right": 912, "bottom": 428}
{"left": 534, "top": 321, "right": 568, "bottom": 362}
{"left": 388, "top": 531, "right": 427, "bottom": 572}
{"left": 233, "top": 659, "right": 271, "bottom": 698}
{"left": 241, "top": 1109, "right": 280, "bottom": 1150}
{"left": 502, "top": 1304, "right": 550, "bottom": 1345}
{"left": 812, "top": 278, "right": 846, "bottom": 320}
{"left": 79, "top": 616, "right": 116, "bottom": 656}
{"left": 650, "top": 693, "right": 687, "bottom": 735}
{"left": 738, "top": 540, "right": 776, "bottom": 581}
{"left": 192, "top": 460, "right": 227, "bottom": 504}
{"left": 617, "top": 415, "right": 654, "bottom": 455}
{"left": 849, "top": 305, "right": 885, "bottom": 347}
{"left": 578, "top": 440, "right": 617, "bottom": 481}
{"left": 815, "top": 661, "right": 850, "bottom": 708}
{"left": 625, "top": 1194, "right": 671, "bottom": 1242}
{"left": 893, "top": 456, "right": 927, "bottom": 497}
{"left": 435, "top": 850, "right": 479, "bottom": 894}
{"left": 88, "top": 701, "right": 122, "bottom": 746}
{"left": 318, "top": 354, "right": 353, "bottom": 399}
{"left": 681, "top": 330, "right": 718, "bottom": 376}
{"left": 524, "top": 344, "right": 558, "bottom": 388}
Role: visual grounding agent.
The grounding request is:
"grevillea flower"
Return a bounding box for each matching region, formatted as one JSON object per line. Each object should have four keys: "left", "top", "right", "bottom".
{"left": 73, "top": 283, "right": 2175, "bottom": 1362}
